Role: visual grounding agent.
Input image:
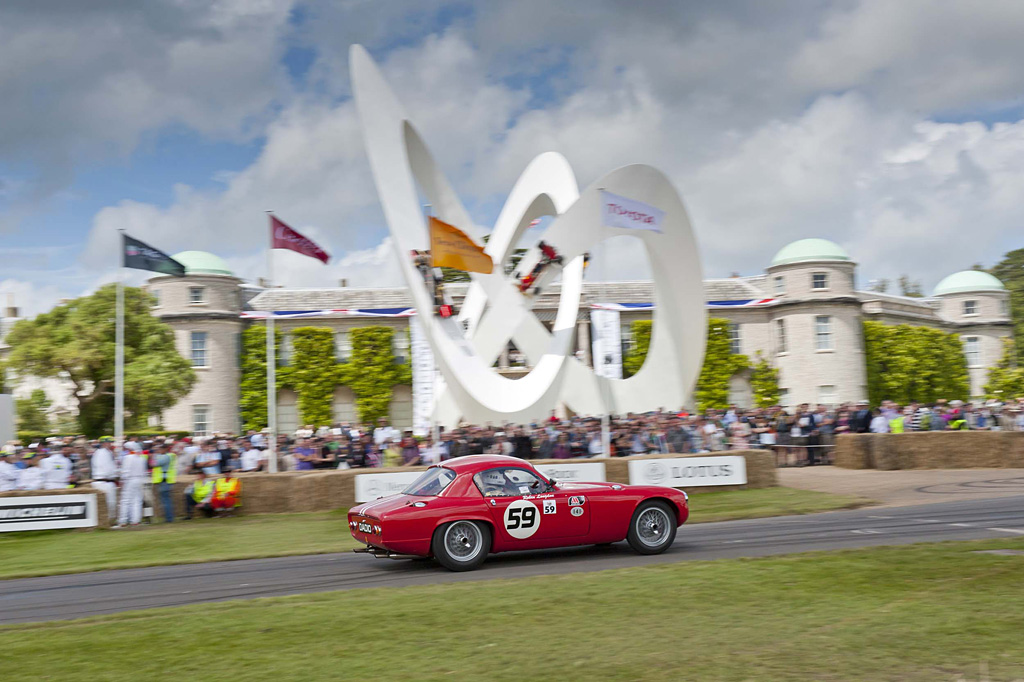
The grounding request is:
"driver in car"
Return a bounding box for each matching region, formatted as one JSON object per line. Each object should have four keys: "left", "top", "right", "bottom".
{"left": 480, "top": 470, "right": 513, "bottom": 497}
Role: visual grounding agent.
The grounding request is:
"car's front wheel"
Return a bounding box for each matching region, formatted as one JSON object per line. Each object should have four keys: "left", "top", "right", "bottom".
{"left": 432, "top": 520, "right": 490, "bottom": 571}
{"left": 626, "top": 500, "right": 677, "bottom": 555}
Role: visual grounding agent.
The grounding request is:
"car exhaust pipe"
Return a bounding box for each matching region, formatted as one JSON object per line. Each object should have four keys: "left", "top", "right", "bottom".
{"left": 353, "top": 546, "right": 420, "bottom": 560}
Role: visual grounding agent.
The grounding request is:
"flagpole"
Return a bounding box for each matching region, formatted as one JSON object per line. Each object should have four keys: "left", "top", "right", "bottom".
{"left": 266, "top": 211, "right": 279, "bottom": 473}
{"left": 115, "top": 230, "right": 125, "bottom": 456}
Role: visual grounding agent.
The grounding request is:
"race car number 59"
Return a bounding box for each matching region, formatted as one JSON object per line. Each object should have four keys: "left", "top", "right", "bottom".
{"left": 504, "top": 500, "right": 540, "bottom": 539}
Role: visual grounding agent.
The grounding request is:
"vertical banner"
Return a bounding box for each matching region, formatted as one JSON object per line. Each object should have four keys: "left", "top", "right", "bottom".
{"left": 409, "top": 317, "right": 435, "bottom": 436}
{"left": 590, "top": 308, "right": 622, "bottom": 380}
{"left": 0, "top": 394, "right": 13, "bottom": 446}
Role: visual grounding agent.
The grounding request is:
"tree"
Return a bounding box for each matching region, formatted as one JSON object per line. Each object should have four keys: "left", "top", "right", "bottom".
{"left": 898, "top": 275, "right": 923, "bottom": 297}
{"left": 695, "top": 318, "right": 749, "bottom": 411}
{"left": 239, "top": 324, "right": 283, "bottom": 431}
{"left": 984, "top": 338, "right": 1024, "bottom": 400}
{"left": 4, "top": 284, "right": 195, "bottom": 437}
{"left": 749, "top": 353, "right": 781, "bottom": 407}
{"left": 622, "top": 320, "right": 652, "bottom": 378}
{"left": 340, "top": 326, "right": 412, "bottom": 423}
{"left": 862, "top": 321, "right": 970, "bottom": 405}
{"left": 867, "top": 278, "right": 890, "bottom": 293}
{"left": 990, "top": 248, "right": 1024, "bottom": 364}
{"left": 16, "top": 388, "right": 51, "bottom": 432}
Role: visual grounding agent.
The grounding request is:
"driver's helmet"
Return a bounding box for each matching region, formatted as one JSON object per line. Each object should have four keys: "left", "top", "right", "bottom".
{"left": 480, "top": 469, "right": 507, "bottom": 495}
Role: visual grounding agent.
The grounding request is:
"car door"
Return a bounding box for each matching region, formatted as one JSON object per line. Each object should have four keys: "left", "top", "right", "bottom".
{"left": 478, "top": 467, "right": 589, "bottom": 548}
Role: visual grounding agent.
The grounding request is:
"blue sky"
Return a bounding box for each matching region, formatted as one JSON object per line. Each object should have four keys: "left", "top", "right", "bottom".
{"left": 4, "top": 0, "right": 1024, "bottom": 315}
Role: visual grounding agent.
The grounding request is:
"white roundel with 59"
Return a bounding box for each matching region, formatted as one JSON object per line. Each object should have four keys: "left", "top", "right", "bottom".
{"left": 503, "top": 499, "right": 540, "bottom": 539}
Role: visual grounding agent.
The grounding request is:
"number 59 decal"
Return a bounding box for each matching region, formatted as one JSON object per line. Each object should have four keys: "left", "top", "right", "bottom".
{"left": 503, "top": 500, "right": 540, "bottom": 539}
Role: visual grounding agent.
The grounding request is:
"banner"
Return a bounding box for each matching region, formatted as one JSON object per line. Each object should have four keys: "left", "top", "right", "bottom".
{"left": 627, "top": 456, "right": 747, "bottom": 488}
{"left": 122, "top": 234, "right": 186, "bottom": 276}
{"left": 270, "top": 215, "right": 330, "bottom": 264}
{"left": 429, "top": 217, "right": 493, "bottom": 274}
{"left": 355, "top": 472, "right": 424, "bottom": 502}
{"left": 535, "top": 462, "right": 606, "bottom": 484}
{"left": 590, "top": 308, "right": 622, "bottom": 380}
{"left": 409, "top": 317, "right": 436, "bottom": 436}
{"left": 0, "top": 494, "right": 98, "bottom": 532}
{"left": 600, "top": 190, "right": 665, "bottom": 233}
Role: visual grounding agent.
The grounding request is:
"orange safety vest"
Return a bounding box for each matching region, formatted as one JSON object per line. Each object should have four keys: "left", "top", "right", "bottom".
{"left": 215, "top": 477, "right": 241, "bottom": 506}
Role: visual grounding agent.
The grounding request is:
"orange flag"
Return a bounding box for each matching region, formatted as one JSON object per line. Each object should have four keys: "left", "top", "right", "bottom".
{"left": 428, "top": 217, "right": 493, "bottom": 274}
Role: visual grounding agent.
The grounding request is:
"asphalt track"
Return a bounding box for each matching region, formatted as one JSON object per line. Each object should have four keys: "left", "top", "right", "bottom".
{"left": 3, "top": 495, "right": 1022, "bottom": 625}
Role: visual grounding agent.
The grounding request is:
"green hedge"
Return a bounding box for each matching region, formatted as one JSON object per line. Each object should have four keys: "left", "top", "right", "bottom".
{"left": 15, "top": 430, "right": 192, "bottom": 443}
{"left": 863, "top": 320, "right": 970, "bottom": 404}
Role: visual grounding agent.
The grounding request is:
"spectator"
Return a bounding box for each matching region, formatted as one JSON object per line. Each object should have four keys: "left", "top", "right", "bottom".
{"left": 184, "top": 471, "right": 216, "bottom": 519}
{"left": 870, "top": 408, "right": 890, "bottom": 433}
{"left": 240, "top": 443, "right": 265, "bottom": 472}
{"left": 212, "top": 468, "right": 241, "bottom": 512}
{"left": 151, "top": 444, "right": 176, "bottom": 524}
{"left": 0, "top": 450, "right": 20, "bottom": 491}
{"left": 195, "top": 442, "right": 221, "bottom": 476}
{"left": 18, "top": 452, "right": 45, "bottom": 490}
{"left": 40, "top": 444, "right": 73, "bottom": 490}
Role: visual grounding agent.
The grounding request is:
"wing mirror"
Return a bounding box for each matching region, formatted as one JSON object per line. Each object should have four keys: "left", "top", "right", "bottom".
{"left": 547, "top": 477, "right": 558, "bottom": 491}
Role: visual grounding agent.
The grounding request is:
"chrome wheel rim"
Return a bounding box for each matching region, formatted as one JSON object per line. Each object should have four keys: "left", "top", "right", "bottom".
{"left": 444, "top": 522, "right": 483, "bottom": 562}
{"left": 636, "top": 507, "right": 671, "bottom": 547}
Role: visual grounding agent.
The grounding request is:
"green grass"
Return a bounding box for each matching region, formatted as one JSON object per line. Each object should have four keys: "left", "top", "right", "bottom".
{"left": 0, "top": 487, "right": 869, "bottom": 580}
{"left": 4, "top": 538, "right": 1024, "bottom": 681}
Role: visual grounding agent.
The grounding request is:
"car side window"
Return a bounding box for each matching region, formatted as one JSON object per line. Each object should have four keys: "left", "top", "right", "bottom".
{"left": 473, "top": 467, "right": 547, "bottom": 498}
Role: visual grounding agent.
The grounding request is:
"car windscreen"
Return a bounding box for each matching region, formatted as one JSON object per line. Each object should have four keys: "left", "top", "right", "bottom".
{"left": 402, "top": 467, "right": 457, "bottom": 496}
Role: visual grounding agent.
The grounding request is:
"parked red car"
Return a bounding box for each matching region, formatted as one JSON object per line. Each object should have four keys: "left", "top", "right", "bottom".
{"left": 348, "top": 455, "right": 689, "bottom": 571}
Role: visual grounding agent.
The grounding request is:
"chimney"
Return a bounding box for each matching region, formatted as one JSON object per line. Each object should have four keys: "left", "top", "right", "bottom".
{"left": 339, "top": 278, "right": 348, "bottom": 288}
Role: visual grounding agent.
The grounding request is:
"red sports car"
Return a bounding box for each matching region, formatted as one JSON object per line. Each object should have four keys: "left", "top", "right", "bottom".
{"left": 348, "top": 455, "right": 689, "bottom": 571}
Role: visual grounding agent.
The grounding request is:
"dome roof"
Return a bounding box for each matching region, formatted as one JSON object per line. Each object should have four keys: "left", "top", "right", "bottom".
{"left": 171, "top": 251, "right": 234, "bottom": 276}
{"left": 932, "top": 270, "right": 1005, "bottom": 296}
{"left": 770, "top": 238, "right": 852, "bottom": 267}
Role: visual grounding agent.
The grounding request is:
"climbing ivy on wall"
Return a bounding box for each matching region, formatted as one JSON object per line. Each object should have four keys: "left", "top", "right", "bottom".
{"left": 750, "top": 352, "right": 781, "bottom": 408}
{"left": 862, "top": 320, "right": 970, "bottom": 405}
{"left": 622, "top": 320, "right": 652, "bottom": 378}
{"left": 239, "top": 324, "right": 282, "bottom": 431}
{"left": 239, "top": 323, "right": 412, "bottom": 429}
{"left": 339, "top": 326, "right": 412, "bottom": 423}
{"left": 695, "top": 317, "right": 750, "bottom": 412}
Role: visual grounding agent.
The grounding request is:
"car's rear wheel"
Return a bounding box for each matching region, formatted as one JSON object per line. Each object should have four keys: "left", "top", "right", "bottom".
{"left": 626, "top": 500, "right": 677, "bottom": 555}
{"left": 432, "top": 520, "right": 490, "bottom": 571}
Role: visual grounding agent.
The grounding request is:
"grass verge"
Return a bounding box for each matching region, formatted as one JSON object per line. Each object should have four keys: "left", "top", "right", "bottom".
{"left": 3, "top": 538, "right": 1024, "bottom": 681}
{"left": 0, "top": 486, "right": 869, "bottom": 579}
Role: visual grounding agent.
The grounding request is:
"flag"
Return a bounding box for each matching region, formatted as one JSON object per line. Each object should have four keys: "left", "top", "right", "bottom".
{"left": 270, "top": 215, "right": 330, "bottom": 264}
{"left": 428, "top": 217, "right": 493, "bottom": 274}
{"left": 122, "top": 234, "right": 186, "bottom": 276}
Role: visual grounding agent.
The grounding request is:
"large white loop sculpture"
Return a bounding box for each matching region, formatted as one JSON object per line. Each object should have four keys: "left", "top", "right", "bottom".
{"left": 350, "top": 45, "right": 706, "bottom": 426}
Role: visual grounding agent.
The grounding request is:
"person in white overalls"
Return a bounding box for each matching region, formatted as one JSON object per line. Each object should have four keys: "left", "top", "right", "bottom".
{"left": 117, "top": 443, "right": 147, "bottom": 527}
{"left": 0, "top": 450, "right": 20, "bottom": 492}
{"left": 91, "top": 439, "right": 119, "bottom": 522}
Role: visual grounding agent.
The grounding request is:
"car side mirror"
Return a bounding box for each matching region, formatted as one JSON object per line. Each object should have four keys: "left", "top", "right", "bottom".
{"left": 547, "top": 478, "right": 558, "bottom": 491}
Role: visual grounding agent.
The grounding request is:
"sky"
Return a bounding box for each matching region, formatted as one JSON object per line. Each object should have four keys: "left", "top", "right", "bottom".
{"left": 3, "top": 0, "right": 1024, "bottom": 317}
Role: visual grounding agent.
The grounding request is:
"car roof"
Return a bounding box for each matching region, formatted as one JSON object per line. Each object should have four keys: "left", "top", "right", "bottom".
{"left": 440, "top": 455, "right": 537, "bottom": 476}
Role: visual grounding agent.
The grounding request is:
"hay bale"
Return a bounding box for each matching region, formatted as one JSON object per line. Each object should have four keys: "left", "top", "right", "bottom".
{"left": 834, "top": 434, "right": 870, "bottom": 469}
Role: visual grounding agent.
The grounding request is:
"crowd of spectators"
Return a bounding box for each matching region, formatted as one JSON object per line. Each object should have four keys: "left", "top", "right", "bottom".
{"left": 3, "top": 397, "right": 1024, "bottom": 495}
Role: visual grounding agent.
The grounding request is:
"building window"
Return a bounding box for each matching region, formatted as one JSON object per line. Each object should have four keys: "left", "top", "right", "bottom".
{"left": 773, "top": 276, "right": 785, "bottom": 296}
{"left": 151, "top": 289, "right": 161, "bottom": 307}
{"left": 812, "top": 272, "right": 828, "bottom": 290}
{"left": 818, "top": 385, "right": 837, "bottom": 406}
{"left": 392, "top": 329, "right": 409, "bottom": 364}
{"left": 193, "top": 405, "right": 210, "bottom": 437}
{"left": 963, "top": 299, "right": 977, "bottom": 316}
{"left": 729, "top": 322, "right": 741, "bottom": 355}
{"left": 964, "top": 336, "right": 980, "bottom": 367}
{"left": 189, "top": 286, "right": 206, "bottom": 304}
{"left": 620, "top": 322, "right": 635, "bottom": 353}
{"left": 335, "top": 331, "right": 351, "bottom": 362}
{"left": 776, "top": 319, "right": 787, "bottom": 354}
{"left": 815, "top": 315, "right": 833, "bottom": 351}
{"left": 778, "top": 388, "right": 789, "bottom": 407}
{"left": 191, "top": 331, "right": 208, "bottom": 367}
{"left": 1001, "top": 298, "right": 1010, "bottom": 317}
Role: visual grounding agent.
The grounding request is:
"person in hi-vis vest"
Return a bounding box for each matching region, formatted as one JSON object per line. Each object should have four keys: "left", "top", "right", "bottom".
{"left": 184, "top": 471, "right": 216, "bottom": 519}
{"left": 150, "top": 443, "right": 177, "bottom": 523}
{"left": 212, "top": 467, "right": 241, "bottom": 512}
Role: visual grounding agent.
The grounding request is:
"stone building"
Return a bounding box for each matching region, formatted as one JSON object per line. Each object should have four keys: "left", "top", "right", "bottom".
{"left": 0, "top": 239, "right": 1014, "bottom": 434}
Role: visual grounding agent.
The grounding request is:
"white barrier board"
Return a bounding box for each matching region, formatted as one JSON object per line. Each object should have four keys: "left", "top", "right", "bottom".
{"left": 354, "top": 472, "right": 424, "bottom": 502}
{"left": 0, "top": 493, "right": 98, "bottom": 532}
{"left": 628, "top": 456, "right": 747, "bottom": 488}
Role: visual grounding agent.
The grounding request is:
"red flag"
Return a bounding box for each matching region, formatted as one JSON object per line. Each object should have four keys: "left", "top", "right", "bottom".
{"left": 270, "top": 215, "right": 330, "bottom": 264}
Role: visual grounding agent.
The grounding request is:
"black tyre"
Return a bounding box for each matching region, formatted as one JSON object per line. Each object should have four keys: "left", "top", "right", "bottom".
{"left": 626, "top": 500, "right": 677, "bottom": 555}
{"left": 432, "top": 520, "right": 490, "bottom": 571}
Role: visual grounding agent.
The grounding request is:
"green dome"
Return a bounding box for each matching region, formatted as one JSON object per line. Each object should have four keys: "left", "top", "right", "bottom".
{"left": 171, "top": 251, "right": 234, "bottom": 276}
{"left": 771, "top": 238, "right": 852, "bottom": 267}
{"left": 932, "top": 270, "right": 1005, "bottom": 296}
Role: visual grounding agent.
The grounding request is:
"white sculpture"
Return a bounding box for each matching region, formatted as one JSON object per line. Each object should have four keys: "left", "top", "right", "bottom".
{"left": 350, "top": 45, "right": 706, "bottom": 426}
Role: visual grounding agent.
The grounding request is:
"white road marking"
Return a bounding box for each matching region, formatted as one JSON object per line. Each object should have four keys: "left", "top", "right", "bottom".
{"left": 949, "top": 523, "right": 974, "bottom": 528}
{"left": 851, "top": 529, "right": 881, "bottom": 535}
{"left": 867, "top": 515, "right": 893, "bottom": 519}
{"left": 988, "top": 528, "right": 1024, "bottom": 535}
